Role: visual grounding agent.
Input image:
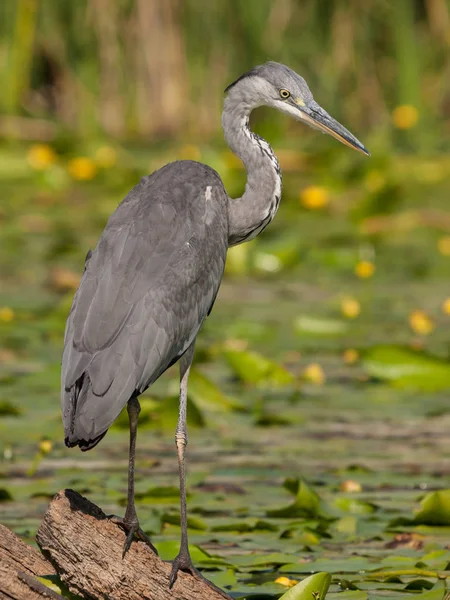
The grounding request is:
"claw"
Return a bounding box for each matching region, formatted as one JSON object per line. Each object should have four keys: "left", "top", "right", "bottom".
{"left": 108, "top": 515, "right": 158, "bottom": 557}
{"left": 169, "top": 552, "right": 200, "bottom": 588}
{"left": 169, "top": 550, "right": 232, "bottom": 598}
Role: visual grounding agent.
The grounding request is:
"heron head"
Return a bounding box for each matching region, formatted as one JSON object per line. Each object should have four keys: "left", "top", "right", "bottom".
{"left": 225, "top": 61, "right": 369, "bottom": 156}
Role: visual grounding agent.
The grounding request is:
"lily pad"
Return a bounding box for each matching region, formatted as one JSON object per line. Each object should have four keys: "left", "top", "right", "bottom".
{"left": 294, "top": 315, "right": 348, "bottom": 336}
{"left": 413, "top": 490, "right": 450, "bottom": 526}
{"left": 279, "top": 572, "right": 331, "bottom": 600}
{"left": 334, "top": 497, "right": 378, "bottom": 515}
{"left": 393, "top": 581, "right": 447, "bottom": 600}
{"left": 188, "top": 368, "right": 244, "bottom": 412}
{"left": 0, "top": 488, "right": 13, "bottom": 501}
{"left": 267, "top": 479, "right": 330, "bottom": 519}
{"left": 363, "top": 345, "right": 450, "bottom": 391}
{"left": 223, "top": 347, "right": 295, "bottom": 387}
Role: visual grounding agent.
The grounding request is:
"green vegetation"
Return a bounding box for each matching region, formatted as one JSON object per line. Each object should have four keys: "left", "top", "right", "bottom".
{"left": 1, "top": 1, "right": 450, "bottom": 598}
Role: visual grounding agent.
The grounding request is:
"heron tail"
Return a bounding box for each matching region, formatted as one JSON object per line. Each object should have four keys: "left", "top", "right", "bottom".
{"left": 63, "top": 372, "right": 109, "bottom": 452}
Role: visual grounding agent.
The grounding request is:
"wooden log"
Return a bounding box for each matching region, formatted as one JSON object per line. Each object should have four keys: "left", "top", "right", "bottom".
{"left": 36, "top": 489, "right": 232, "bottom": 600}
{"left": 0, "top": 523, "right": 64, "bottom": 600}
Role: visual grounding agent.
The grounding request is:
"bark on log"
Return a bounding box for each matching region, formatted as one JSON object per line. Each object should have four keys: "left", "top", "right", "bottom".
{"left": 36, "top": 489, "right": 232, "bottom": 600}
{"left": 0, "top": 523, "right": 64, "bottom": 600}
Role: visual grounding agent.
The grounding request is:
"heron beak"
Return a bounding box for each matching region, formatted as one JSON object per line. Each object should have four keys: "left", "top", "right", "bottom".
{"left": 297, "top": 100, "right": 370, "bottom": 156}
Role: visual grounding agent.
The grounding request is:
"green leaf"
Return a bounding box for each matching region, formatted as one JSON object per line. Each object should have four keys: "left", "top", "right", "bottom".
{"left": 414, "top": 490, "right": 450, "bottom": 525}
{"left": 211, "top": 518, "right": 279, "bottom": 533}
{"left": 228, "top": 552, "right": 297, "bottom": 568}
{"left": 133, "top": 486, "right": 181, "bottom": 504}
{"left": 280, "top": 556, "right": 375, "bottom": 575}
{"left": 207, "top": 569, "right": 237, "bottom": 590}
{"left": 362, "top": 345, "right": 450, "bottom": 391}
{"left": 394, "top": 581, "right": 447, "bottom": 600}
{"left": 279, "top": 572, "right": 331, "bottom": 600}
{"left": 188, "top": 368, "right": 244, "bottom": 412}
{"left": 334, "top": 497, "right": 377, "bottom": 515}
{"left": 154, "top": 540, "right": 210, "bottom": 562}
{"left": 0, "top": 400, "right": 22, "bottom": 417}
{"left": 0, "top": 488, "right": 13, "bottom": 502}
{"left": 161, "top": 511, "right": 208, "bottom": 531}
{"left": 327, "top": 592, "right": 368, "bottom": 600}
{"left": 267, "top": 479, "right": 330, "bottom": 519}
{"left": 294, "top": 315, "right": 348, "bottom": 336}
{"left": 223, "top": 347, "right": 294, "bottom": 387}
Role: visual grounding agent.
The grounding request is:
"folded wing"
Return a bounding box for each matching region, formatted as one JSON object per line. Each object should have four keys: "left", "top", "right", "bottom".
{"left": 62, "top": 162, "right": 228, "bottom": 448}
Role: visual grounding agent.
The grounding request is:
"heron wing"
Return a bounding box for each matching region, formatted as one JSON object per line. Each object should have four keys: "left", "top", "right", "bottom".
{"left": 62, "top": 162, "right": 228, "bottom": 446}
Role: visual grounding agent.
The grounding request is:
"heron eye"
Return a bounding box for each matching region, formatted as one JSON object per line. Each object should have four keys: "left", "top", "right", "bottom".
{"left": 279, "top": 89, "right": 290, "bottom": 99}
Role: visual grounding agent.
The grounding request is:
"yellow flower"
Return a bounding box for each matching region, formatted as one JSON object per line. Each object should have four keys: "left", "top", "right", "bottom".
{"left": 355, "top": 260, "right": 375, "bottom": 279}
{"left": 0, "top": 307, "right": 14, "bottom": 322}
{"left": 343, "top": 349, "right": 359, "bottom": 364}
{"left": 392, "top": 105, "right": 419, "bottom": 129}
{"left": 95, "top": 146, "right": 117, "bottom": 168}
{"left": 340, "top": 479, "right": 362, "bottom": 493}
{"left": 438, "top": 236, "right": 450, "bottom": 256}
{"left": 275, "top": 576, "right": 298, "bottom": 588}
{"left": 442, "top": 298, "right": 450, "bottom": 315}
{"left": 300, "top": 185, "right": 329, "bottom": 210}
{"left": 341, "top": 297, "right": 361, "bottom": 319}
{"left": 303, "top": 363, "right": 325, "bottom": 385}
{"left": 409, "top": 310, "right": 434, "bottom": 335}
{"left": 68, "top": 157, "right": 97, "bottom": 180}
{"left": 27, "top": 144, "right": 57, "bottom": 170}
{"left": 39, "top": 439, "right": 53, "bottom": 455}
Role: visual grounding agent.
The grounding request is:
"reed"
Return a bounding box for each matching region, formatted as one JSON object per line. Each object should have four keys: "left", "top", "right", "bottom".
{"left": 0, "top": 0, "right": 448, "bottom": 143}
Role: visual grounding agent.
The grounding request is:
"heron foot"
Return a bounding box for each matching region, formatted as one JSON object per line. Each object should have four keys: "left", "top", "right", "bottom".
{"left": 169, "top": 549, "right": 200, "bottom": 588}
{"left": 108, "top": 514, "right": 158, "bottom": 558}
{"left": 169, "top": 550, "right": 231, "bottom": 598}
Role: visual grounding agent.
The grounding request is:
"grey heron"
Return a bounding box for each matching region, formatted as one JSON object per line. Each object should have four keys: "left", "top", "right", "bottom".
{"left": 62, "top": 61, "right": 368, "bottom": 589}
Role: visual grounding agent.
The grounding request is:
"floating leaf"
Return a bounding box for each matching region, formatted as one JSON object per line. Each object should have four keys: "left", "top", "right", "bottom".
{"left": 188, "top": 368, "right": 244, "bottom": 412}
{"left": 0, "top": 488, "right": 13, "bottom": 502}
{"left": 281, "top": 556, "right": 376, "bottom": 574}
{"left": 328, "top": 592, "right": 368, "bottom": 600}
{"left": 223, "top": 347, "right": 294, "bottom": 387}
{"left": 393, "top": 581, "right": 447, "bottom": 600}
{"left": 154, "top": 540, "right": 211, "bottom": 562}
{"left": 414, "top": 490, "right": 450, "bottom": 525}
{"left": 279, "top": 572, "right": 331, "bottom": 600}
{"left": 161, "top": 511, "right": 208, "bottom": 531}
{"left": 294, "top": 315, "right": 348, "bottom": 336}
{"left": 228, "top": 552, "right": 298, "bottom": 569}
{"left": 207, "top": 569, "right": 237, "bottom": 590}
{"left": 134, "top": 486, "right": 181, "bottom": 503}
{"left": 211, "top": 518, "right": 279, "bottom": 533}
{"left": 334, "top": 497, "right": 378, "bottom": 515}
{"left": 267, "top": 479, "right": 330, "bottom": 519}
{"left": 0, "top": 400, "right": 22, "bottom": 417}
{"left": 363, "top": 345, "right": 450, "bottom": 391}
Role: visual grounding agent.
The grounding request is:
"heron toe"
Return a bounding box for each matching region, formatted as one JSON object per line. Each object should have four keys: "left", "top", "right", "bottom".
{"left": 108, "top": 514, "right": 158, "bottom": 557}
{"left": 169, "top": 550, "right": 199, "bottom": 588}
{"left": 169, "top": 551, "right": 231, "bottom": 598}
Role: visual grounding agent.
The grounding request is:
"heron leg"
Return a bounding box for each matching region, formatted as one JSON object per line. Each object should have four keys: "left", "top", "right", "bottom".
{"left": 168, "top": 345, "right": 233, "bottom": 598}
{"left": 169, "top": 343, "right": 197, "bottom": 587}
{"left": 109, "top": 395, "right": 157, "bottom": 557}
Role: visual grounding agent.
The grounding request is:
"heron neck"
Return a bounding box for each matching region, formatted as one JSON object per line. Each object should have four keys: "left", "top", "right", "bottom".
{"left": 222, "top": 99, "right": 282, "bottom": 246}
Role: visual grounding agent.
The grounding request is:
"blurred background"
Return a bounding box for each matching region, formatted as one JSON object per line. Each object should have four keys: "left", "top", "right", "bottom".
{"left": 1, "top": 2, "right": 450, "bottom": 598}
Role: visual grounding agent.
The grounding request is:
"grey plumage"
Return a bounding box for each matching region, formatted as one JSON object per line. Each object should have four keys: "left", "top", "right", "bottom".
{"left": 61, "top": 61, "right": 368, "bottom": 585}
{"left": 62, "top": 162, "right": 227, "bottom": 448}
